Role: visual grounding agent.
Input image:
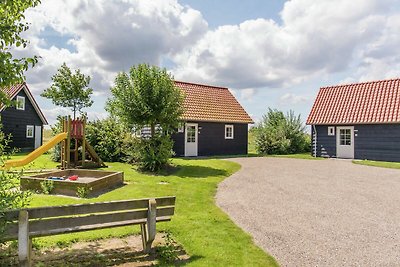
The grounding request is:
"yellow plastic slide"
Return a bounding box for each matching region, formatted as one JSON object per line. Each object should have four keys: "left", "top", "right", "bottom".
{"left": 4, "top": 132, "right": 68, "bottom": 170}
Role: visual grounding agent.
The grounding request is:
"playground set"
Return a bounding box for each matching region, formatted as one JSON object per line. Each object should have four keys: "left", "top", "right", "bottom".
{"left": 4, "top": 116, "right": 105, "bottom": 170}
{"left": 4, "top": 117, "right": 124, "bottom": 197}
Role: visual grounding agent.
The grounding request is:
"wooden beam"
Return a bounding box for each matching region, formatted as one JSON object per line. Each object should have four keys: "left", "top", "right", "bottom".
{"left": 12, "top": 196, "right": 175, "bottom": 219}
{"left": 18, "top": 210, "right": 31, "bottom": 267}
{"left": 145, "top": 199, "right": 157, "bottom": 253}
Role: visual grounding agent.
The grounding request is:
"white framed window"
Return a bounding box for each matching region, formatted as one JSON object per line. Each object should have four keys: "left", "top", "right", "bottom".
{"left": 26, "top": 125, "right": 34, "bottom": 138}
{"left": 177, "top": 124, "right": 184, "bottom": 133}
{"left": 225, "top": 125, "right": 234, "bottom": 139}
{"left": 16, "top": 96, "right": 25, "bottom": 110}
{"left": 328, "top": 126, "right": 335, "bottom": 136}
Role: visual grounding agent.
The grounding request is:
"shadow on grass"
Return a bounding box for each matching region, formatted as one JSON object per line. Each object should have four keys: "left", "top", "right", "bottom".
{"left": 174, "top": 165, "right": 229, "bottom": 178}
{"left": 1, "top": 243, "right": 199, "bottom": 267}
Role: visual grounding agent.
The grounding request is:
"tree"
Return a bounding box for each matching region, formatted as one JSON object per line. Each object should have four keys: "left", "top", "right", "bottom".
{"left": 0, "top": 0, "right": 40, "bottom": 93}
{"left": 254, "top": 108, "right": 310, "bottom": 155}
{"left": 1, "top": 0, "right": 38, "bottom": 241}
{"left": 107, "top": 64, "right": 183, "bottom": 171}
{"left": 41, "top": 63, "right": 93, "bottom": 119}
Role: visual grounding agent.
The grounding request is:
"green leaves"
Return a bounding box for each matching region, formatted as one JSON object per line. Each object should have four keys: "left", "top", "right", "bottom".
{"left": 255, "top": 108, "right": 310, "bottom": 154}
{"left": 107, "top": 64, "right": 183, "bottom": 133}
{"left": 0, "top": 0, "right": 41, "bottom": 88}
{"left": 107, "top": 64, "right": 184, "bottom": 171}
{"left": 41, "top": 63, "right": 94, "bottom": 119}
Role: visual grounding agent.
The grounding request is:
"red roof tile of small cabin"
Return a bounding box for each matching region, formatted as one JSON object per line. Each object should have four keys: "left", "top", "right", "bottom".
{"left": 175, "top": 81, "right": 254, "bottom": 124}
{"left": 306, "top": 78, "right": 400, "bottom": 125}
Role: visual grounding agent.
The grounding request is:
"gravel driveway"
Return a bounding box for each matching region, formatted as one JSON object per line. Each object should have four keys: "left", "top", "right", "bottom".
{"left": 216, "top": 157, "right": 400, "bottom": 266}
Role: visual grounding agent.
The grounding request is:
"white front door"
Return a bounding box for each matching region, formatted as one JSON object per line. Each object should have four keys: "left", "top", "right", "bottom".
{"left": 336, "top": 126, "right": 354, "bottom": 159}
{"left": 184, "top": 123, "right": 198, "bottom": 157}
{"left": 34, "top": 125, "right": 42, "bottom": 149}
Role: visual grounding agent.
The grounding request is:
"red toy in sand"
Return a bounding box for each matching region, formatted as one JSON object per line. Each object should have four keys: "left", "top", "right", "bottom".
{"left": 68, "top": 175, "right": 78, "bottom": 181}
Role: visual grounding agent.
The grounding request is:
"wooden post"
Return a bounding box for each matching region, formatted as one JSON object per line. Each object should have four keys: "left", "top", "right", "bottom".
{"left": 145, "top": 199, "right": 157, "bottom": 253}
{"left": 18, "top": 210, "right": 31, "bottom": 267}
{"left": 60, "top": 117, "right": 65, "bottom": 169}
{"left": 66, "top": 116, "right": 71, "bottom": 169}
{"left": 82, "top": 116, "right": 86, "bottom": 168}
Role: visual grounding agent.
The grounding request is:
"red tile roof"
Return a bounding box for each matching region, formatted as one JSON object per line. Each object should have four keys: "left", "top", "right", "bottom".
{"left": 307, "top": 78, "right": 400, "bottom": 125}
{"left": 175, "top": 81, "right": 253, "bottom": 124}
{"left": 0, "top": 83, "right": 48, "bottom": 124}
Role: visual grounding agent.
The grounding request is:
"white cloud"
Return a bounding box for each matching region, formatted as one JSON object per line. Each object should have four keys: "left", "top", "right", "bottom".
{"left": 172, "top": 0, "right": 400, "bottom": 90}
{"left": 240, "top": 88, "right": 256, "bottom": 101}
{"left": 42, "top": 106, "right": 109, "bottom": 125}
{"left": 18, "top": 0, "right": 208, "bottom": 95}
{"left": 280, "top": 93, "right": 308, "bottom": 105}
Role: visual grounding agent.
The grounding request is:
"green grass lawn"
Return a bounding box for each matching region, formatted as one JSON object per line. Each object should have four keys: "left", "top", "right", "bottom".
{"left": 8, "top": 154, "right": 278, "bottom": 266}
{"left": 353, "top": 159, "right": 400, "bottom": 169}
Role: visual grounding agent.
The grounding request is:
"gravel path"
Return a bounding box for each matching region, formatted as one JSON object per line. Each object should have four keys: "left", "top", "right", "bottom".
{"left": 216, "top": 157, "right": 400, "bottom": 266}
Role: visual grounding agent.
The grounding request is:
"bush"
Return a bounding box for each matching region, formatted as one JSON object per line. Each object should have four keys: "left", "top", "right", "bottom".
{"left": 129, "top": 135, "right": 174, "bottom": 172}
{"left": 255, "top": 108, "right": 310, "bottom": 155}
{"left": 85, "top": 118, "right": 132, "bottom": 162}
{"left": 0, "top": 122, "right": 31, "bottom": 241}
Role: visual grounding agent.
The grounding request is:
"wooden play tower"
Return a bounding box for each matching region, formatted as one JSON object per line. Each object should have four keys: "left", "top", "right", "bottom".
{"left": 60, "top": 116, "right": 105, "bottom": 169}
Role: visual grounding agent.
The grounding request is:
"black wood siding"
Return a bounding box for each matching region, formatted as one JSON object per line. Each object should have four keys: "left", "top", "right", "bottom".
{"left": 313, "top": 124, "right": 400, "bottom": 161}
{"left": 354, "top": 124, "right": 400, "bottom": 162}
{"left": 172, "top": 122, "right": 248, "bottom": 156}
{"left": 313, "top": 125, "right": 336, "bottom": 157}
{"left": 1, "top": 90, "right": 43, "bottom": 151}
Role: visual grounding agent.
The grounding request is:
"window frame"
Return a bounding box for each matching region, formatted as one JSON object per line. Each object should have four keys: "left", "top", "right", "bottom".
{"left": 328, "top": 126, "right": 335, "bottom": 136}
{"left": 16, "top": 96, "right": 25, "bottom": 110}
{"left": 225, "top": 124, "right": 234, "bottom": 139}
{"left": 26, "top": 125, "right": 34, "bottom": 138}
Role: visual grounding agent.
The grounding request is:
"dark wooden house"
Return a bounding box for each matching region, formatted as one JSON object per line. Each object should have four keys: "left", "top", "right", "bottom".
{"left": 0, "top": 83, "right": 48, "bottom": 151}
{"left": 307, "top": 78, "right": 400, "bottom": 161}
{"left": 172, "top": 81, "right": 253, "bottom": 157}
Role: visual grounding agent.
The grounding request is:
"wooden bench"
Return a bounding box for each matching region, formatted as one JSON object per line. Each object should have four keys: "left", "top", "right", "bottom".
{"left": 1, "top": 196, "right": 176, "bottom": 267}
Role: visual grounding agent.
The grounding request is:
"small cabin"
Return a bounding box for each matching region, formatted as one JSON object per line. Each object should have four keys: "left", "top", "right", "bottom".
{"left": 307, "top": 78, "right": 400, "bottom": 161}
{"left": 0, "top": 83, "right": 48, "bottom": 151}
{"left": 172, "top": 81, "right": 253, "bottom": 157}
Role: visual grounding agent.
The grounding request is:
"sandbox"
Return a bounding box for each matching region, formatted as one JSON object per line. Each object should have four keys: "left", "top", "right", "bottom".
{"left": 21, "top": 169, "right": 124, "bottom": 197}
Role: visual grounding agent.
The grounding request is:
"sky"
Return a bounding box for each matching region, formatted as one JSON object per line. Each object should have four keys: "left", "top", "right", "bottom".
{"left": 14, "top": 0, "right": 400, "bottom": 126}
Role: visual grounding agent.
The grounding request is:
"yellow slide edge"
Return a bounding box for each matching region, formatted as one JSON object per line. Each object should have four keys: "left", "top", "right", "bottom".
{"left": 3, "top": 132, "right": 68, "bottom": 170}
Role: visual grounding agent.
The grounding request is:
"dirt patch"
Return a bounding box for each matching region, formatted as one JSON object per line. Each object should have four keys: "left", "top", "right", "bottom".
{"left": 1, "top": 234, "right": 189, "bottom": 266}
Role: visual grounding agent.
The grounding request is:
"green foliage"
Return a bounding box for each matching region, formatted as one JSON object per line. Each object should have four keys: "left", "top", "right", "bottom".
{"left": 0, "top": 0, "right": 40, "bottom": 90}
{"left": 107, "top": 64, "right": 183, "bottom": 171}
{"left": 156, "top": 231, "right": 179, "bottom": 264}
{"left": 85, "top": 118, "right": 132, "bottom": 162}
{"left": 255, "top": 108, "right": 310, "bottom": 155}
{"left": 129, "top": 135, "right": 174, "bottom": 172}
{"left": 49, "top": 116, "right": 63, "bottom": 162}
{"left": 41, "top": 63, "right": 93, "bottom": 119}
{"left": 40, "top": 180, "right": 54, "bottom": 194}
{"left": 0, "top": 122, "right": 31, "bottom": 242}
{"left": 76, "top": 186, "right": 91, "bottom": 198}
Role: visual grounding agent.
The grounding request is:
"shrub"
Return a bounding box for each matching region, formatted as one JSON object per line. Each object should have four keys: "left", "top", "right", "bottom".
{"left": 129, "top": 135, "right": 174, "bottom": 172}
{"left": 0, "top": 122, "right": 31, "bottom": 241}
{"left": 40, "top": 180, "right": 54, "bottom": 194}
{"left": 255, "top": 108, "right": 310, "bottom": 155}
{"left": 85, "top": 118, "right": 132, "bottom": 162}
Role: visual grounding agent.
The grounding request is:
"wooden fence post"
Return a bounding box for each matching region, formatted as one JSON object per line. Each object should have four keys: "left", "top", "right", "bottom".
{"left": 144, "top": 198, "right": 157, "bottom": 253}
{"left": 18, "top": 210, "right": 31, "bottom": 267}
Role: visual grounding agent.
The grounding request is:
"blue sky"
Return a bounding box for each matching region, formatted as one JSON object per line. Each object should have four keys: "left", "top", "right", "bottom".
{"left": 17, "top": 0, "right": 400, "bottom": 125}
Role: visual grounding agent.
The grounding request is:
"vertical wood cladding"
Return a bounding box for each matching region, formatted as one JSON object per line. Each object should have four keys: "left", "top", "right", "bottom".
{"left": 1, "top": 90, "right": 43, "bottom": 151}
{"left": 172, "top": 122, "right": 248, "bottom": 156}
{"left": 313, "top": 124, "right": 400, "bottom": 162}
{"left": 354, "top": 124, "right": 400, "bottom": 162}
